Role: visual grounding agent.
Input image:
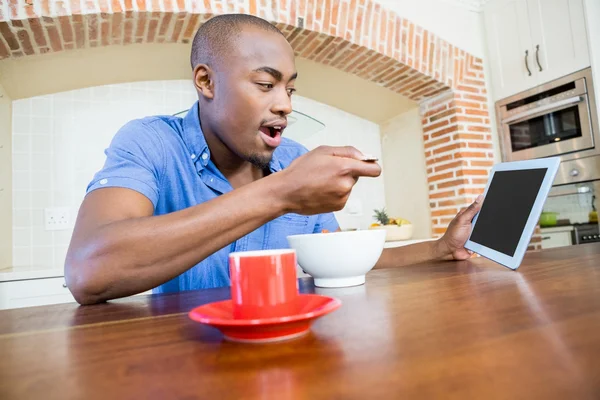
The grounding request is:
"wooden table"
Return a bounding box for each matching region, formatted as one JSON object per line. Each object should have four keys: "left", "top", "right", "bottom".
{"left": 1, "top": 244, "right": 600, "bottom": 399}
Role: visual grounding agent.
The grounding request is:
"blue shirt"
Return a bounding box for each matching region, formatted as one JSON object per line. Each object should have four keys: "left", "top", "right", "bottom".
{"left": 87, "top": 102, "right": 339, "bottom": 293}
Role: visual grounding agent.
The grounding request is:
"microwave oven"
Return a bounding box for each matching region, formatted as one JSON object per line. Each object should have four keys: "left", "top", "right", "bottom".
{"left": 496, "top": 68, "right": 600, "bottom": 164}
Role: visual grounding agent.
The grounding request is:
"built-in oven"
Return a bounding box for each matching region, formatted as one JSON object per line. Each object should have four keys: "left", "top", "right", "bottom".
{"left": 542, "top": 155, "right": 600, "bottom": 247}
{"left": 496, "top": 68, "right": 600, "bottom": 163}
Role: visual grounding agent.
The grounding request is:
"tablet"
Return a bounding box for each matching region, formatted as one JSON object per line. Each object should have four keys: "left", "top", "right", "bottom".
{"left": 464, "top": 157, "right": 561, "bottom": 270}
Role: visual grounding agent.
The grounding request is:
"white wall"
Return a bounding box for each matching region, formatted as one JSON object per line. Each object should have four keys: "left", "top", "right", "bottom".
{"left": 374, "top": 0, "right": 485, "bottom": 57}
{"left": 11, "top": 80, "right": 385, "bottom": 268}
{"left": 0, "top": 84, "right": 11, "bottom": 269}
{"left": 381, "top": 108, "right": 432, "bottom": 239}
{"left": 292, "top": 96, "right": 386, "bottom": 231}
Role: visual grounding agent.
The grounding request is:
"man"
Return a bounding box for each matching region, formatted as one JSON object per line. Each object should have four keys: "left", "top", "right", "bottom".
{"left": 65, "top": 14, "right": 481, "bottom": 305}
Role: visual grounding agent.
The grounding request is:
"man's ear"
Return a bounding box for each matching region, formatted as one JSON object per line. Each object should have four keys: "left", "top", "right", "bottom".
{"left": 193, "top": 64, "right": 214, "bottom": 100}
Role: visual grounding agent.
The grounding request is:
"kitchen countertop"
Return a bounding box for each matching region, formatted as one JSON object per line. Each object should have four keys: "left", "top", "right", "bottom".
{"left": 540, "top": 225, "right": 575, "bottom": 233}
{"left": 0, "top": 239, "right": 436, "bottom": 282}
{"left": 1, "top": 243, "right": 599, "bottom": 399}
{"left": 0, "top": 265, "right": 65, "bottom": 282}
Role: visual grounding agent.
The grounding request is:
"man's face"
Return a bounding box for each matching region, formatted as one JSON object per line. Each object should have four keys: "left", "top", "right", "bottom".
{"left": 201, "top": 27, "right": 297, "bottom": 170}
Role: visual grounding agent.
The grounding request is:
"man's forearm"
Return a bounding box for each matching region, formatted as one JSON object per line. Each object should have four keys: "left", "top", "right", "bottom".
{"left": 374, "top": 239, "right": 451, "bottom": 269}
{"left": 66, "top": 173, "right": 290, "bottom": 304}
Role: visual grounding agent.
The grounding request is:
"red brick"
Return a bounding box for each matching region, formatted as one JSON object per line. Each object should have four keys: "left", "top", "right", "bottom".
{"left": 439, "top": 199, "right": 460, "bottom": 208}
{"left": 46, "top": 24, "right": 63, "bottom": 51}
{"left": 435, "top": 161, "right": 465, "bottom": 173}
{"left": 456, "top": 151, "right": 487, "bottom": 159}
{"left": 58, "top": 16, "right": 73, "bottom": 43}
{"left": 431, "top": 208, "right": 459, "bottom": 217}
{"left": 458, "top": 188, "right": 484, "bottom": 196}
{"left": 456, "top": 169, "right": 489, "bottom": 177}
{"left": 112, "top": 12, "right": 123, "bottom": 43}
{"left": 159, "top": 12, "right": 173, "bottom": 36}
{"left": 430, "top": 190, "right": 456, "bottom": 199}
{"left": 147, "top": 18, "right": 158, "bottom": 42}
{"left": 429, "top": 108, "right": 456, "bottom": 123}
{"left": 435, "top": 143, "right": 461, "bottom": 155}
{"left": 453, "top": 133, "right": 485, "bottom": 141}
{"left": 183, "top": 13, "right": 199, "bottom": 39}
{"left": 101, "top": 20, "right": 109, "bottom": 46}
{"left": 466, "top": 125, "right": 490, "bottom": 133}
{"left": 428, "top": 171, "right": 454, "bottom": 183}
{"left": 467, "top": 142, "right": 493, "bottom": 149}
{"left": 124, "top": 19, "right": 134, "bottom": 44}
{"left": 465, "top": 108, "right": 489, "bottom": 117}
{"left": 305, "top": 0, "right": 314, "bottom": 29}
{"left": 16, "top": 29, "right": 34, "bottom": 55}
{"left": 424, "top": 136, "right": 451, "bottom": 150}
{"left": 0, "top": 22, "right": 19, "bottom": 50}
{"left": 423, "top": 104, "right": 447, "bottom": 118}
{"left": 457, "top": 116, "right": 484, "bottom": 124}
{"left": 339, "top": 0, "right": 348, "bottom": 37}
{"left": 0, "top": 38, "right": 9, "bottom": 58}
{"left": 431, "top": 125, "right": 459, "bottom": 139}
{"left": 463, "top": 94, "right": 487, "bottom": 102}
{"left": 471, "top": 178, "right": 489, "bottom": 185}
{"left": 455, "top": 100, "right": 481, "bottom": 109}
{"left": 408, "top": 22, "right": 414, "bottom": 55}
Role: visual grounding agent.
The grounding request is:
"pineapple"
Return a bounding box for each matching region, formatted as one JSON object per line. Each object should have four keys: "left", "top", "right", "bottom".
{"left": 373, "top": 208, "right": 390, "bottom": 225}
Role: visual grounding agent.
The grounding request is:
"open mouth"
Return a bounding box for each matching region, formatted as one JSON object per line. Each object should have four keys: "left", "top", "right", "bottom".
{"left": 260, "top": 126, "right": 283, "bottom": 138}
{"left": 258, "top": 125, "right": 285, "bottom": 147}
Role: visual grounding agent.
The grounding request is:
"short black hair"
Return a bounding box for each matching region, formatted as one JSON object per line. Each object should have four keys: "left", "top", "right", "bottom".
{"left": 190, "top": 14, "right": 285, "bottom": 69}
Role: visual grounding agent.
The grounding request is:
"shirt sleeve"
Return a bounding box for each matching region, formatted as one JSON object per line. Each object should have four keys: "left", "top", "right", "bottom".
{"left": 86, "top": 119, "right": 165, "bottom": 208}
{"left": 314, "top": 212, "right": 340, "bottom": 233}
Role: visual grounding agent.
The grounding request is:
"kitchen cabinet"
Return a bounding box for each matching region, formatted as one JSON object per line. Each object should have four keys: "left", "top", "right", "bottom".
{"left": 0, "top": 276, "right": 152, "bottom": 310}
{"left": 484, "top": 0, "right": 590, "bottom": 101}
{"left": 540, "top": 230, "right": 573, "bottom": 249}
{"left": 0, "top": 277, "right": 76, "bottom": 310}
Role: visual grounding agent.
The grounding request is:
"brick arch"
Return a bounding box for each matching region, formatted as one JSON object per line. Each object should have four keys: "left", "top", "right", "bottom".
{"left": 0, "top": 0, "right": 493, "bottom": 237}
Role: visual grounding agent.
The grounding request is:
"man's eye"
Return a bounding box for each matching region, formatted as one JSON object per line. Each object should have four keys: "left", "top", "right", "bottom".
{"left": 258, "top": 83, "right": 274, "bottom": 89}
{"left": 287, "top": 88, "right": 296, "bottom": 96}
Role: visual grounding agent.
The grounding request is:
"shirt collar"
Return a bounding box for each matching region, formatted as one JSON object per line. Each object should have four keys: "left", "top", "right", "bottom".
{"left": 182, "top": 100, "right": 285, "bottom": 173}
{"left": 182, "top": 101, "right": 210, "bottom": 170}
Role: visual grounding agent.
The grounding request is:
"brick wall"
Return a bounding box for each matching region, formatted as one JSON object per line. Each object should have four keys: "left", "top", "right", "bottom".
{"left": 0, "top": 0, "right": 494, "bottom": 236}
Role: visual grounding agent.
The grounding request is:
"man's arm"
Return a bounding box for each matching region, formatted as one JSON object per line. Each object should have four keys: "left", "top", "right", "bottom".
{"left": 373, "top": 195, "right": 484, "bottom": 269}
{"left": 65, "top": 146, "right": 381, "bottom": 305}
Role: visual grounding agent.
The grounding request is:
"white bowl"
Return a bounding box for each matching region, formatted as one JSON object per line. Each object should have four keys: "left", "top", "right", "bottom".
{"left": 286, "top": 229, "right": 386, "bottom": 288}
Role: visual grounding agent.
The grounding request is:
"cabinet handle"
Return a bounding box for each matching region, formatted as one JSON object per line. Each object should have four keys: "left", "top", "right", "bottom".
{"left": 524, "top": 50, "right": 532, "bottom": 76}
{"left": 62, "top": 283, "right": 67, "bottom": 288}
{"left": 542, "top": 236, "right": 551, "bottom": 240}
{"left": 535, "top": 44, "right": 543, "bottom": 72}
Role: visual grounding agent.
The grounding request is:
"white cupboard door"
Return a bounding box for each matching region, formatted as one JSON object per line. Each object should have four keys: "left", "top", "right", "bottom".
{"left": 484, "top": 0, "right": 536, "bottom": 100}
{"left": 527, "top": 0, "right": 590, "bottom": 85}
{"left": 541, "top": 231, "right": 573, "bottom": 249}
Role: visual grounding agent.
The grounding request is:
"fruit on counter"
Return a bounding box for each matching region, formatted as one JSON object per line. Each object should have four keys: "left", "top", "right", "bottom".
{"left": 372, "top": 208, "right": 411, "bottom": 226}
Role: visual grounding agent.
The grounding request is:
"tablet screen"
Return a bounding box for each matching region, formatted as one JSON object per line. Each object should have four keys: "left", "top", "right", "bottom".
{"left": 469, "top": 168, "right": 547, "bottom": 257}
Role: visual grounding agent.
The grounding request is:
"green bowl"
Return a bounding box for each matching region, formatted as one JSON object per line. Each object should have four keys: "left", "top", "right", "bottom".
{"left": 539, "top": 212, "right": 559, "bottom": 227}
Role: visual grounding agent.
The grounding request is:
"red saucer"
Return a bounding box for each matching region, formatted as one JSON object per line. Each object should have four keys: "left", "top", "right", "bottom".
{"left": 188, "top": 294, "right": 342, "bottom": 343}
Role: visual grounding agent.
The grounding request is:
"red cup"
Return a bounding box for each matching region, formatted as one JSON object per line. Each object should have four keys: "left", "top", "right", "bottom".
{"left": 229, "top": 249, "right": 299, "bottom": 319}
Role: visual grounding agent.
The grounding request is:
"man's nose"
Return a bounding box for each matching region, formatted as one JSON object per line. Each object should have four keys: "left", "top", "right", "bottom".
{"left": 271, "top": 89, "right": 293, "bottom": 116}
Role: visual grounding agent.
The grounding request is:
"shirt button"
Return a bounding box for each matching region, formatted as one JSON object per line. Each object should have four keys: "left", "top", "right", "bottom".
{"left": 100, "top": 179, "right": 108, "bottom": 185}
{"left": 191, "top": 154, "right": 196, "bottom": 159}
{"left": 201, "top": 153, "right": 208, "bottom": 160}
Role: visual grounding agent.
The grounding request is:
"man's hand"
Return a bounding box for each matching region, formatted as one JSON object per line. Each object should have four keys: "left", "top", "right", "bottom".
{"left": 437, "top": 195, "right": 484, "bottom": 260}
{"left": 276, "top": 145, "right": 382, "bottom": 215}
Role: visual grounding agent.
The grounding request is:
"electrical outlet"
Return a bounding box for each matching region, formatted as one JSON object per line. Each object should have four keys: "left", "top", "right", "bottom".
{"left": 44, "top": 207, "right": 71, "bottom": 231}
